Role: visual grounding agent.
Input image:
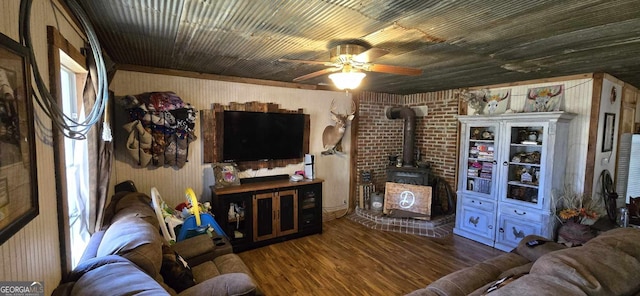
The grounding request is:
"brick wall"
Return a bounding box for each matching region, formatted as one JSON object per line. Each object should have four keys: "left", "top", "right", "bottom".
{"left": 405, "top": 90, "right": 460, "bottom": 186}
{"left": 355, "top": 92, "right": 404, "bottom": 191}
{"left": 354, "top": 90, "right": 460, "bottom": 199}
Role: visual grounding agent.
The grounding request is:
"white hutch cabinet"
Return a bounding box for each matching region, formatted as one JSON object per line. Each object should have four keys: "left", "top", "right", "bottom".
{"left": 453, "top": 112, "right": 575, "bottom": 251}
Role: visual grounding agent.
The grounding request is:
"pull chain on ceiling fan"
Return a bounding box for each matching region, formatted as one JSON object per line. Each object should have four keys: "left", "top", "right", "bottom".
{"left": 279, "top": 44, "right": 423, "bottom": 90}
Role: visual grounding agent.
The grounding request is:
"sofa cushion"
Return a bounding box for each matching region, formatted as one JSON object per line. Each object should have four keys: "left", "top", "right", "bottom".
{"left": 496, "top": 261, "right": 532, "bottom": 280}
{"left": 171, "top": 234, "right": 223, "bottom": 267}
{"left": 213, "top": 254, "right": 254, "bottom": 275}
{"left": 65, "top": 255, "right": 131, "bottom": 282}
{"left": 77, "top": 230, "right": 105, "bottom": 263}
{"left": 97, "top": 215, "right": 163, "bottom": 278}
{"left": 111, "top": 192, "right": 159, "bottom": 228}
{"left": 179, "top": 273, "right": 257, "bottom": 296}
{"left": 417, "top": 252, "right": 529, "bottom": 296}
{"left": 102, "top": 192, "right": 158, "bottom": 228}
{"left": 468, "top": 263, "right": 534, "bottom": 295}
{"left": 160, "top": 244, "right": 196, "bottom": 293}
{"left": 515, "top": 235, "right": 566, "bottom": 262}
{"left": 71, "top": 257, "right": 170, "bottom": 296}
{"left": 110, "top": 203, "right": 158, "bottom": 228}
{"left": 191, "top": 261, "right": 221, "bottom": 283}
{"left": 488, "top": 227, "right": 640, "bottom": 296}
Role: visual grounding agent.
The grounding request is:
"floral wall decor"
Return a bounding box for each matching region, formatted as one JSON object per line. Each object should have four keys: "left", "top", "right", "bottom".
{"left": 524, "top": 85, "right": 564, "bottom": 112}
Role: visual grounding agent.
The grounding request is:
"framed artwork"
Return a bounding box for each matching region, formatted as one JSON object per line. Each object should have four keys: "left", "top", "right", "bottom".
{"left": 0, "top": 32, "right": 39, "bottom": 244}
{"left": 481, "top": 89, "right": 511, "bottom": 115}
{"left": 602, "top": 113, "right": 615, "bottom": 152}
{"left": 523, "top": 85, "right": 564, "bottom": 112}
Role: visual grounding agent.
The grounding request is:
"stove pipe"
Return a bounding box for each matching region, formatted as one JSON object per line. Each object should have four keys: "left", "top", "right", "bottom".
{"left": 386, "top": 106, "right": 416, "bottom": 167}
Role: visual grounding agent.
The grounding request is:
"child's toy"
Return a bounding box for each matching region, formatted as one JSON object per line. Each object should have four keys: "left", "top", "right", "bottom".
{"left": 151, "top": 187, "right": 184, "bottom": 243}
{"left": 176, "top": 188, "right": 227, "bottom": 241}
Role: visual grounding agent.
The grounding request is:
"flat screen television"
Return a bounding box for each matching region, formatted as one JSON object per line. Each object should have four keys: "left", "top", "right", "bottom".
{"left": 222, "top": 111, "right": 305, "bottom": 162}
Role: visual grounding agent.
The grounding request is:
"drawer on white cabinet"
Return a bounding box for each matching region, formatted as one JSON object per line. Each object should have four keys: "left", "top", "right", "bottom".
{"left": 499, "top": 204, "right": 543, "bottom": 223}
{"left": 462, "top": 196, "right": 494, "bottom": 212}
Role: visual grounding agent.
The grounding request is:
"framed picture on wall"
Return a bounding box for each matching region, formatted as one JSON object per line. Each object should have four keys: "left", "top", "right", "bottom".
{"left": 602, "top": 113, "right": 616, "bottom": 152}
{"left": 0, "top": 32, "right": 39, "bottom": 244}
{"left": 523, "top": 85, "right": 564, "bottom": 112}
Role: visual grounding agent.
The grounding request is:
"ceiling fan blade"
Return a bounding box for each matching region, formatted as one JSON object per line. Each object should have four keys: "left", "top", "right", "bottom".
{"left": 293, "top": 67, "right": 341, "bottom": 82}
{"left": 353, "top": 48, "right": 389, "bottom": 63}
{"left": 366, "top": 63, "right": 423, "bottom": 76}
{"left": 278, "top": 58, "right": 333, "bottom": 66}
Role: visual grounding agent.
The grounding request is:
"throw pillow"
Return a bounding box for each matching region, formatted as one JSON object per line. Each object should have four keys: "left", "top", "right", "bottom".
{"left": 160, "top": 244, "right": 196, "bottom": 293}
{"left": 213, "top": 162, "right": 240, "bottom": 188}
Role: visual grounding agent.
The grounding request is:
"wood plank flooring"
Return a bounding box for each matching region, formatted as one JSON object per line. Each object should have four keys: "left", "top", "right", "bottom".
{"left": 238, "top": 216, "right": 504, "bottom": 296}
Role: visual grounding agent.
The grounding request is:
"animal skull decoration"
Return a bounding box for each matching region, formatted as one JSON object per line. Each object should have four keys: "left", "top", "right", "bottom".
{"left": 458, "top": 88, "right": 487, "bottom": 115}
{"left": 322, "top": 99, "right": 356, "bottom": 155}
{"left": 482, "top": 91, "right": 510, "bottom": 115}
{"left": 527, "top": 87, "right": 563, "bottom": 112}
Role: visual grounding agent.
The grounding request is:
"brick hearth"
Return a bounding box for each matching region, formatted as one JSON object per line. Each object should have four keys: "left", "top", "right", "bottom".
{"left": 348, "top": 207, "right": 455, "bottom": 238}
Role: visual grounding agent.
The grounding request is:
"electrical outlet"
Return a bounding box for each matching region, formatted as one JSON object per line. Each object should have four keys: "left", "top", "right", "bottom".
{"left": 343, "top": 199, "right": 347, "bottom": 204}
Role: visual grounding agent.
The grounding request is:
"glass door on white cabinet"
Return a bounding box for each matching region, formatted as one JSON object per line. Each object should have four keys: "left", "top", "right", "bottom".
{"left": 463, "top": 124, "right": 498, "bottom": 197}
{"left": 502, "top": 123, "right": 546, "bottom": 207}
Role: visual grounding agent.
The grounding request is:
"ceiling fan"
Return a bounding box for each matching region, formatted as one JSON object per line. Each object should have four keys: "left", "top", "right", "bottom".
{"left": 278, "top": 43, "right": 423, "bottom": 89}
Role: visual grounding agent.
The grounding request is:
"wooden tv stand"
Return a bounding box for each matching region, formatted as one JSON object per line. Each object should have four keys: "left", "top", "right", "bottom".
{"left": 211, "top": 177, "right": 323, "bottom": 252}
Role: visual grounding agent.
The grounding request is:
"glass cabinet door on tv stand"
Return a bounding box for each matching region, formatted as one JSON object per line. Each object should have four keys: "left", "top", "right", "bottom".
{"left": 298, "top": 183, "right": 322, "bottom": 233}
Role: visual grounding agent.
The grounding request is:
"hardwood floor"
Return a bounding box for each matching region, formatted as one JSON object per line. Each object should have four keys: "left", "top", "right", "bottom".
{"left": 238, "top": 216, "right": 504, "bottom": 295}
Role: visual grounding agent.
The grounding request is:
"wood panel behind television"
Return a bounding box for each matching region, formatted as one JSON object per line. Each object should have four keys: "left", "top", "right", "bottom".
{"left": 201, "top": 101, "right": 310, "bottom": 170}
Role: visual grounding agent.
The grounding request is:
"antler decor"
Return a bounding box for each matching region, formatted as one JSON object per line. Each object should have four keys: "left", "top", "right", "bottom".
{"left": 524, "top": 85, "right": 564, "bottom": 112}
{"left": 482, "top": 90, "right": 511, "bottom": 115}
{"left": 322, "top": 99, "right": 356, "bottom": 155}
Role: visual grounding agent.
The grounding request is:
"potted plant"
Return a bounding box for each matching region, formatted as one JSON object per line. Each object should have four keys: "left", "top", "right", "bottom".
{"left": 552, "top": 188, "right": 603, "bottom": 246}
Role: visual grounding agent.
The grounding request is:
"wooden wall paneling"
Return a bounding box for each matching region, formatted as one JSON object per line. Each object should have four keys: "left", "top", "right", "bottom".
{"left": 200, "top": 110, "right": 216, "bottom": 163}
{"left": 456, "top": 91, "right": 465, "bottom": 192}
{"left": 620, "top": 84, "right": 638, "bottom": 134}
{"left": 615, "top": 84, "right": 639, "bottom": 196}
{"left": 583, "top": 74, "right": 604, "bottom": 198}
{"left": 215, "top": 111, "right": 224, "bottom": 163}
{"left": 117, "top": 64, "right": 331, "bottom": 92}
{"left": 349, "top": 94, "right": 360, "bottom": 211}
{"left": 47, "top": 25, "right": 72, "bottom": 279}
{"left": 303, "top": 114, "right": 310, "bottom": 160}
{"left": 468, "top": 73, "right": 594, "bottom": 91}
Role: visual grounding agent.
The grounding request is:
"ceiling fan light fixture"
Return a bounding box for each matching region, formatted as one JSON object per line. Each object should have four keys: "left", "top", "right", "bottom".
{"left": 328, "top": 71, "right": 366, "bottom": 90}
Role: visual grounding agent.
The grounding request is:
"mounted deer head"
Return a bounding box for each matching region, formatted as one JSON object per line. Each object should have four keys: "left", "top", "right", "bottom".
{"left": 322, "top": 99, "right": 356, "bottom": 155}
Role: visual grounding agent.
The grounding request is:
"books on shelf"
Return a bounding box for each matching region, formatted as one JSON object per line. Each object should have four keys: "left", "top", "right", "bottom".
{"left": 470, "top": 178, "right": 491, "bottom": 194}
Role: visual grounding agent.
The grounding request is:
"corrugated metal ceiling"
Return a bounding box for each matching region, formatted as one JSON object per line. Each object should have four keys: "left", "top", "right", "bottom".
{"left": 78, "top": 0, "right": 640, "bottom": 94}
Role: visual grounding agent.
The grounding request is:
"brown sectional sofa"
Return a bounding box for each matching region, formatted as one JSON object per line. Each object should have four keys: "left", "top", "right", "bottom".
{"left": 52, "top": 191, "right": 260, "bottom": 296}
{"left": 408, "top": 227, "right": 640, "bottom": 296}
